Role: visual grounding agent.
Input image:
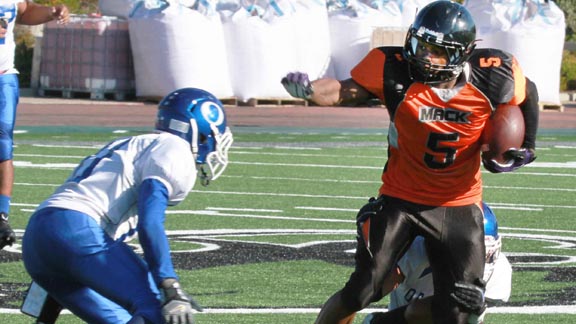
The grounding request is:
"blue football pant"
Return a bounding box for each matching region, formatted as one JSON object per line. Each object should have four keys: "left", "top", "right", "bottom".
{"left": 22, "top": 208, "right": 164, "bottom": 323}
{"left": 0, "top": 74, "right": 18, "bottom": 161}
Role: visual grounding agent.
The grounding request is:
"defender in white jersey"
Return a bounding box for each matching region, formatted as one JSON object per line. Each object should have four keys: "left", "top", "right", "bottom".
{"left": 364, "top": 203, "right": 512, "bottom": 324}
{"left": 22, "top": 88, "right": 233, "bottom": 324}
{"left": 0, "top": 0, "right": 69, "bottom": 250}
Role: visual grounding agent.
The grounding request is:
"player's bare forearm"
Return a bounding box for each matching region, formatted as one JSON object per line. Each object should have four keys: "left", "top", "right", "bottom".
{"left": 314, "top": 291, "right": 357, "bottom": 324}
{"left": 308, "top": 78, "right": 343, "bottom": 106}
{"left": 310, "top": 78, "right": 373, "bottom": 107}
{"left": 17, "top": 2, "right": 69, "bottom": 26}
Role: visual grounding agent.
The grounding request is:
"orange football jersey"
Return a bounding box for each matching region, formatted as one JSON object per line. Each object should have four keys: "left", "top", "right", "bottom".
{"left": 351, "top": 47, "right": 526, "bottom": 206}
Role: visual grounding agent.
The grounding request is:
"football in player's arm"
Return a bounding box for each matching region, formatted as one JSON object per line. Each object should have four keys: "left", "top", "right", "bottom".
{"left": 21, "top": 88, "right": 233, "bottom": 324}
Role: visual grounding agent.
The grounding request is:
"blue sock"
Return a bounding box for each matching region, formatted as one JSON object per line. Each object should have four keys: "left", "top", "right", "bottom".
{"left": 0, "top": 195, "right": 10, "bottom": 215}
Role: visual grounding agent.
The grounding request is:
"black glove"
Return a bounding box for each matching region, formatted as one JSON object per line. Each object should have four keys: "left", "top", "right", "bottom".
{"left": 482, "top": 148, "right": 536, "bottom": 173}
{"left": 0, "top": 213, "right": 16, "bottom": 250}
{"left": 356, "top": 196, "right": 384, "bottom": 221}
{"left": 281, "top": 72, "right": 314, "bottom": 99}
{"left": 356, "top": 197, "right": 385, "bottom": 259}
{"left": 161, "top": 279, "right": 203, "bottom": 324}
{"left": 450, "top": 278, "right": 487, "bottom": 315}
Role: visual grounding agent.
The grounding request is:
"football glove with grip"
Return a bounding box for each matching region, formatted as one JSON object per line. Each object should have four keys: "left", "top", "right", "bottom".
{"left": 161, "top": 279, "right": 203, "bottom": 324}
{"left": 450, "top": 278, "right": 487, "bottom": 315}
{"left": 281, "top": 72, "right": 314, "bottom": 100}
{"left": 0, "top": 213, "right": 16, "bottom": 250}
{"left": 482, "top": 148, "right": 536, "bottom": 173}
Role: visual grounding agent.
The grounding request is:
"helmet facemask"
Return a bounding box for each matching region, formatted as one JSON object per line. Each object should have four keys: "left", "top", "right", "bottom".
{"left": 194, "top": 122, "right": 233, "bottom": 186}
{"left": 402, "top": 0, "right": 477, "bottom": 85}
{"left": 404, "top": 30, "right": 475, "bottom": 84}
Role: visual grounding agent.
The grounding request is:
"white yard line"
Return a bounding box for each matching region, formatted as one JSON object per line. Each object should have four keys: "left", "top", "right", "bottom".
{"left": 2, "top": 305, "right": 576, "bottom": 315}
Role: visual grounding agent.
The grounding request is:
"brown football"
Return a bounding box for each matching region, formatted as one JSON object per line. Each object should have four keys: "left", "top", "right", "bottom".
{"left": 481, "top": 104, "right": 525, "bottom": 163}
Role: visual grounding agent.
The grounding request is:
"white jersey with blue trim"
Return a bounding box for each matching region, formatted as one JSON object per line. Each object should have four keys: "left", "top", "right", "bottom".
{"left": 37, "top": 132, "right": 197, "bottom": 241}
{"left": 0, "top": 0, "right": 23, "bottom": 72}
{"left": 389, "top": 236, "right": 433, "bottom": 310}
{"left": 389, "top": 236, "right": 512, "bottom": 310}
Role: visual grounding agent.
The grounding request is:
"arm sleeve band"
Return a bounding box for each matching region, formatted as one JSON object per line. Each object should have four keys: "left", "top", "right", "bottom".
{"left": 519, "top": 77, "right": 540, "bottom": 149}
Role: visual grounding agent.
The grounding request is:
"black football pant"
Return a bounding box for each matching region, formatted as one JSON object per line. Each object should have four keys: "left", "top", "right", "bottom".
{"left": 341, "top": 195, "right": 485, "bottom": 324}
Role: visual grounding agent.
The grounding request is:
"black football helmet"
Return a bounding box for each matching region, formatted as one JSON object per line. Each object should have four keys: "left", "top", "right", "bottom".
{"left": 403, "top": 1, "right": 477, "bottom": 84}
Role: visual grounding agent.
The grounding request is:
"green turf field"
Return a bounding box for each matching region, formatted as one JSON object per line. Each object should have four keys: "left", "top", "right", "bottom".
{"left": 1, "top": 126, "right": 575, "bottom": 323}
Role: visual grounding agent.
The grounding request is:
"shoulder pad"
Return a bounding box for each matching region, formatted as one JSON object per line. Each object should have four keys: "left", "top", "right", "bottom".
{"left": 375, "top": 47, "right": 412, "bottom": 116}
{"left": 375, "top": 46, "right": 405, "bottom": 62}
{"left": 468, "top": 48, "right": 518, "bottom": 107}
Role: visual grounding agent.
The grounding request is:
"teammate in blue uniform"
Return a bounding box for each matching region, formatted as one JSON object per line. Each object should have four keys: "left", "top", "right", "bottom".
{"left": 22, "top": 88, "right": 233, "bottom": 324}
{"left": 0, "top": 0, "right": 69, "bottom": 250}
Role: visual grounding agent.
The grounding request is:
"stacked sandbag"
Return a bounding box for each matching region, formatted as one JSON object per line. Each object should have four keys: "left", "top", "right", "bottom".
{"left": 328, "top": 0, "right": 402, "bottom": 80}
{"left": 98, "top": 0, "right": 138, "bottom": 19}
{"left": 391, "top": 0, "right": 437, "bottom": 27}
{"left": 289, "top": 1, "right": 334, "bottom": 81}
{"left": 128, "top": 0, "right": 234, "bottom": 99}
{"left": 465, "top": 0, "right": 565, "bottom": 106}
{"left": 223, "top": 0, "right": 332, "bottom": 101}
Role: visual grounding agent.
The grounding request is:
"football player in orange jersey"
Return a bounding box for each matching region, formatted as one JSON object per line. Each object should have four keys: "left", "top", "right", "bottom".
{"left": 281, "top": 1, "right": 538, "bottom": 324}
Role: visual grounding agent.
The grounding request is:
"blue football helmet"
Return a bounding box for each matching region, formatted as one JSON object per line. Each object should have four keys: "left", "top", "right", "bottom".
{"left": 156, "top": 88, "right": 233, "bottom": 185}
{"left": 482, "top": 202, "right": 502, "bottom": 281}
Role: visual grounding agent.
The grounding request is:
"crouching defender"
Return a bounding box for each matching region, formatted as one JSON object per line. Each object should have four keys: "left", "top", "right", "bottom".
{"left": 21, "top": 88, "right": 233, "bottom": 324}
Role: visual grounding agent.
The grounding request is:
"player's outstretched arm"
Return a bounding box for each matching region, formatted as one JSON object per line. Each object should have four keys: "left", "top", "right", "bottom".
{"left": 17, "top": 1, "right": 69, "bottom": 26}
{"left": 281, "top": 72, "right": 373, "bottom": 106}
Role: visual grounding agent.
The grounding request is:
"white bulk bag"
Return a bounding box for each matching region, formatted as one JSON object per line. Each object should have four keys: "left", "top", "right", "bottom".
{"left": 99, "top": 0, "right": 138, "bottom": 18}
{"left": 223, "top": 2, "right": 297, "bottom": 101}
{"left": 290, "top": 0, "right": 334, "bottom": 80}
{"left": 328, "top": 2, "right": 402, "bottom": 80}
{"left": 394, "top": 0, "right": 436, "bottom": 27}
{"left": 129, "top": 3, "right": 233, "bottom": 98}
{"left": 465, "top": 0, "right": 565, "bottom": 105}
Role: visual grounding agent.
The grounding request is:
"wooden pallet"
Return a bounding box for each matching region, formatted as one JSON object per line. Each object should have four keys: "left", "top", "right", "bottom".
{"left": 137, "top": 96, "right": 239, "bottom": 106}
{"left": 219, "top": 97, "right": 239, "bottom": 106}
{"left": 539, "top": 102, "right": 564, "bottom": 112}
{"left": 38, "top": 88, "right": 134, "bottom": 101}
{"left": 240, "top": 97, "right": 308, "bottom": 107}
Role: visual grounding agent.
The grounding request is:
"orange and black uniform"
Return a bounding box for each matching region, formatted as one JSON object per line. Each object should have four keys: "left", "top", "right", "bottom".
{"left": 341, "top": 47, "right": 538, "bottom": 323}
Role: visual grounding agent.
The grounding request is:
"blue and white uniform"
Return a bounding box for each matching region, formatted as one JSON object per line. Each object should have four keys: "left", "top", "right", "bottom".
{"left": 22, "top": 132, "right": 197, "bottom": 323}
{"left": 389, "top": 236, "right": 513, "bottom": 322}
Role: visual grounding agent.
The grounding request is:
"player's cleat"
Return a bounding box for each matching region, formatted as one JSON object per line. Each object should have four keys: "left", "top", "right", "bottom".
{"left": 0, "top": 212, "right": 16, "bottom": 249}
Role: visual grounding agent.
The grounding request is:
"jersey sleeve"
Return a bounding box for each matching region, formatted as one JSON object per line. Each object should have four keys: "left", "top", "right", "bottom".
{"left": 396, "top": 237, "right": 428, "bottom": 280}
{"left": 506, "top": 56, "right": 527, "bottom": 105}
{"left": 469, "top": 48, "right": 527, "bottom": 107}
{"left": 138, "top": 135, "right": 197, "bottom": 205}
{"left": 137, "top": 178, "right": 178, "bottom": 284}
{"left": 485, "top": 254, "right": 513, "bottom": 302}
{"left": 350, "top": 48, "right": 386, "bottom": 101}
